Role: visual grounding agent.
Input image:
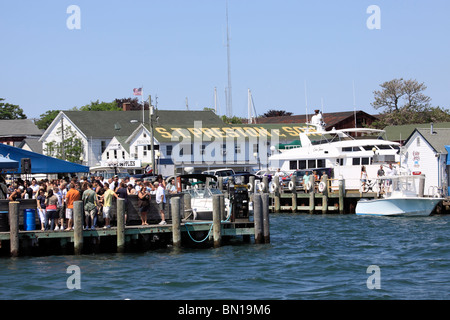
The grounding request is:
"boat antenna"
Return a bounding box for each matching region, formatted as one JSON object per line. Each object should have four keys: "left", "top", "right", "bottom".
{"left": 225, "top": 0, "right": 233, "bottom": 117}
{"left": 353, "top": 80, "right": 357, "bottom": 129}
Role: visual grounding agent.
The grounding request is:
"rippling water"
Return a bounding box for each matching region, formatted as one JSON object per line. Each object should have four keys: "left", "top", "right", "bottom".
{"left": 1, "top": 214, "right": 449, "bottom": 300}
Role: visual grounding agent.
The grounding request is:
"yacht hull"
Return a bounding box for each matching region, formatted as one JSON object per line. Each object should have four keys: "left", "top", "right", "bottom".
{"left": 356, "top": 197, "right": 441, "bottom": 217}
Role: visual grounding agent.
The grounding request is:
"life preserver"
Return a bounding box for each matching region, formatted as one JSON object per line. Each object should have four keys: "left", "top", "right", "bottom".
{"left": 247, "top": 183, "right": 253, "bottom": 192}
{"left": 361, "top": 185, "right": 368, "bottom": 193}
{"left": 269, "top": 182, "right": 277, "bottom": 193}
{"left": 288, "top": 181, "right": 295, "bottom": 191}
{"left": 305, "top": 181, "right": 312, "bottom": 191}
{"left": 318, "top": 181, "right": 326, "bottom": 193}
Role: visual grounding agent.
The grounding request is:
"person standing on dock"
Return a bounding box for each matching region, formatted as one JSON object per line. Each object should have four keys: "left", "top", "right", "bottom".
{"left": 101, "top": 182, "right": 116, "bottom": 229}
{"left": 360, "top": 166, "right": 368, "bottom": 190}
{"left": 36, "top": 188, "right": 46, "bottom": 231}
{"left": 82, "top": 183, "right": 98, "bottom": 230}
{"left": 137, "top": 186, "right": 150, "bottom": 225}
{"left": 65, "top": 182, "right": 81, "bottom": 231}
{"left": 154, "top": 181, "right": 167, "bottom": 225}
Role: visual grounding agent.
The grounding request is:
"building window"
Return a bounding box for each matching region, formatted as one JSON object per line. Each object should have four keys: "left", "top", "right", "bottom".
{"left": 101, "top": 141, "right": 106, "bottom": 153}
{"left": 235, "top": 143, "right": 241, "bottom": 154}
{"left": 416, "top": 137, "right": 421, "bottom": 147}
{"left": 166, "top": 145, "right": 172, "bottom": 156}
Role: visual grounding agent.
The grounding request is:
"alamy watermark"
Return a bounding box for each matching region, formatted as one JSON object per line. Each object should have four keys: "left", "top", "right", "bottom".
{"left": 366, "top": 265, "right": 381, "bottom": 289}
{"left": 66, "top": 265, "right": 81, "bottom": 290}
{"left": 66, "top": 5, "right": 81, "bottom": 30}
{"left": 366, "top": 5, "right": 381, "bottom": 30}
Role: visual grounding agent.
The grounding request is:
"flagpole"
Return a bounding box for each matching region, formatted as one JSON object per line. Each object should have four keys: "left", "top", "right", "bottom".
{"left": 142, "top": 85, "right": 145, "bottom": 125}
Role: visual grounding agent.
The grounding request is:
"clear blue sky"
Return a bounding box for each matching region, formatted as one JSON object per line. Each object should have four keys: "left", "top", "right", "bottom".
{"left": 1, "top": 0, "right": 449, "bottom": 120}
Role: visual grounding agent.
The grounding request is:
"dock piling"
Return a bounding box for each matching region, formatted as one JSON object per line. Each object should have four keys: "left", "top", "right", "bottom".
{"left": 253, "top": 193, "right": 263, "bottom": 244}
{"left": 291, "top": 175, "right": 297, "bottom": 212}
{"left": 261, "top": 193, "right": 270, "bottom": 243}
{"left": 171, "top": 197, "right": 181, "bottom": 248}
{"left": 73, "top": 200, "right": 83, "bottom": 255}
{"left": 212, "top": 194, "right": 221, "bottom": 248}
{"left": 339, "top": 178, "right": 345, "bottom": 214}
{"left": 274, "top": 178, "right": 280, "bottom": 213}
{"left": 322, "top": 174, "right": 328, "bottom": 214}
{"left": 9, "top": 201, "right": 19, "bottom": 257}
{"left": 116, "top": 198, "right": 125, "bottom": 253}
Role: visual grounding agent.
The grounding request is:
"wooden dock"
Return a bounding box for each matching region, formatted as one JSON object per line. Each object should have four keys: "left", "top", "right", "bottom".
{"left": 0, "top": 193, "right": 271, "bottom": 257}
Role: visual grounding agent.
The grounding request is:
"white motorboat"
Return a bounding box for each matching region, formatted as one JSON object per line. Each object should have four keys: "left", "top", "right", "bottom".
{"left": 187, "top": 187, "right": 230, "bottom": 220}
{"left": 355, "top": 175, "right": 442, "bottom": 217}
{"left": 269, "top": 122, "right": 402, "bottom": 190}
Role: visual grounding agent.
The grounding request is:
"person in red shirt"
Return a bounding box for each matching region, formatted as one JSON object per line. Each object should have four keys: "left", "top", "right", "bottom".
{"left": 65, "top": 182, "right": 81, "bottom": 231}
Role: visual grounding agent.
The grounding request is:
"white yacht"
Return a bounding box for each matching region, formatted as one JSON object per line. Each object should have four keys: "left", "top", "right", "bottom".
{"left": 269, "top": 121, "right": 402, "bottom": 190}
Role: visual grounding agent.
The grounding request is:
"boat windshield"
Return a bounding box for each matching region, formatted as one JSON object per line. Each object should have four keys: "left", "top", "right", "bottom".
{"left": 309, "top": 129, "right": 388, "bottom": 145}
{"left": 188, "top": 187, "right": 223, "bottom": 199}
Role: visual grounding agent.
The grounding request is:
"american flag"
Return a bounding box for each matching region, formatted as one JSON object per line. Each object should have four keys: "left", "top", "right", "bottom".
{"left": 133, "top": 88, "right": 142, "bottom": 96}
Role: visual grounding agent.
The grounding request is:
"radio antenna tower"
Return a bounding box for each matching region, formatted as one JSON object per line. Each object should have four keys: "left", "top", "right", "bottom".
{"left": 225, "top": 0, "right": 233, "bottom": 117}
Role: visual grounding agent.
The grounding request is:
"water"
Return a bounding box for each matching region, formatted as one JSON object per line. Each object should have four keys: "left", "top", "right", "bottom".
{"left": 1, "top": 214, "right": 449, "bottom": 300}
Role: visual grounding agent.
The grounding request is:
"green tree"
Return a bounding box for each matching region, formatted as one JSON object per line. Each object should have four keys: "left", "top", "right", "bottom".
{"left": 35, "top": 110, "right": 60, "bottom": 130}
{"left": 220, "top": 115, "right": 244, "bottom": 124}
{"left": 44, "top": 125, "right": 84, "bottom": 163}
{"left": 0, "top": 98, "right": 27, "bottom": 119}
{"left": 77, "top": 100, "right": 121, "bottom": 111}
{"left": 370, "top": 78, "right": 439, "bottom": 128}
{"left": 262, "top": 109, "right": 292, "bottom": 117}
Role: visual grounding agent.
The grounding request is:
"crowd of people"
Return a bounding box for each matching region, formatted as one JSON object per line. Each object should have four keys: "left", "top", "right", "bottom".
{"left": 0, "top": 174, "right": 179, "bottom": 231}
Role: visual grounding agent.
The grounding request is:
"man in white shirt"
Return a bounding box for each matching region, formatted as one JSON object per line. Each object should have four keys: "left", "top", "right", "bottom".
{"left": 154, "top": 182, "right": 166, "bottom": 225}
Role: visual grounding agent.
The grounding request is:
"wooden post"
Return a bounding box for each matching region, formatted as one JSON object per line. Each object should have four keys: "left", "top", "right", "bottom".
{"left": 253, "top": 193, "right": 263, "bottom": 244}
{"left": 171, "top": 197, "right": 181, "bottom": 248}
{"left": 9, "top": 201, "right": 19, "bottom": 257}
{"left": 249, "top": 175, "right": 255, "bottom": 195}
{"left": 274, "top": 178, "right": 280, "bottom": 213}
{"left": 117, "top": 198, "right": 125, "bottom": 253}
{"left": 218, "top": 177, "right": 223, "bottom": 191}
{"left": 212, "top": 194, "right": 221, "bottom": 248}
{"left": 418, "top": 174, "right": 425, "bottom": 197}
{"left": 73, "top": 200, "right": 83, "bottom": 255}
{"left": 261, "top": 193, "right": 270, "bottom": 243}
{"left": 291, "top": 175, "right": 297, "bottom": 212}
{"left": 309, "top": 191, "right": 315, "bottom": 214}
{"left": 322, "top": 174, "right": 328, "bottom": 214}
{"left": 339, "top": 178, "right": 345, "bottom": 214}
{"left": 183, "top": 192, "right": 191, "bottom": 219}
{"left": 262, "top": 176, "right": 269, "bottom": 193}
{"left": 219, "top": 194, "right": 226, "bottom": 220}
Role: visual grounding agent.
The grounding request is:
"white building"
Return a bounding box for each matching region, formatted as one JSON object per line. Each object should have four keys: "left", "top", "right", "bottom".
{"left": 403, "top": 125, "right": 450, "bottom": 196}
{"left": 40, "top": 108, "right": 309, "bottom": 176}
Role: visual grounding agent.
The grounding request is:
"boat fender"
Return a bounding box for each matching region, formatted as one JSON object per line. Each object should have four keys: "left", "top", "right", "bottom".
{"left": 305, "top": 181, "right": 312, "bottom": 191}
{"left": 258, "top": 182, "right": 265, "bottom": 192}
{"left": 269, "top": 182, "right": 277, "bottom": 193}
{"left": 318, "top": 181, "right": 326, "bottom": 193}
{"left": 288, "top": 181, "right": 295, "bottom": 191}
{"left": 247, "top": 183, "right": 253, "bottom": 192}
{"left": 434, "top": 192, "right": 441, "bottom": 198}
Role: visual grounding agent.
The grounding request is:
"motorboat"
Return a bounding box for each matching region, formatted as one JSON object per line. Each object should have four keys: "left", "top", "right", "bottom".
{"left": 355, "top": 175, "right": 442, "bottom": 217}
{"left": 269, "top": 122, "right": 402, "bottom": 190}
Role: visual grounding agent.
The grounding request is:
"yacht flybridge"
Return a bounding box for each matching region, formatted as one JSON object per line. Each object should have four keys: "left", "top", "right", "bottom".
{"left": 269, "top": 123, "right": 402, "bottom": 190}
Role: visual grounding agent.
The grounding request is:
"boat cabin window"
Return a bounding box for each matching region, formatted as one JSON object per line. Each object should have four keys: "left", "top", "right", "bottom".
{"left": 342, "top": 147, "right": 361, "bottom": 152}
{"left": 363, "top": 145, "right": 375, "bottom": 151}
{"left": 292, "top": 159, "right": 326, "bottom": 170}
{"left": 377, "top": 145, "right": 394, "bottom": 150}
{"left": 352, "top": 157, "right": 371, "bottom": 165}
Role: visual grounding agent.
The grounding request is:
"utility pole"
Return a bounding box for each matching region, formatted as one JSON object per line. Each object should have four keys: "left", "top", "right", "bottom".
{"left": 149, "top": 95, "right": 155, "bottom": 175}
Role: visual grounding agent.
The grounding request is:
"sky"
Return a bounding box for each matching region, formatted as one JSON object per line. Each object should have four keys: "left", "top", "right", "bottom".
{"left": 1, "top": 0, "right": 450, "bottom": 120}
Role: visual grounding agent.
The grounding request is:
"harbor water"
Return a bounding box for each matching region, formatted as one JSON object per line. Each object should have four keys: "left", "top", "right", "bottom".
{"left": 0, "top": 213, "right": 449, "bottom": 300}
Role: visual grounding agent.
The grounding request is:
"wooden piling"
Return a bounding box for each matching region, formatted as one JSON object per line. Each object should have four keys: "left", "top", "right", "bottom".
{"left": 291, "top": 175, "right": 297, "bottom": 212}
{"left": 171, "top": 197, "right": 181, "bottom": 248}
{"left": 9, "top": 201, "right": 19, "bottom": 257}
{"left": 183, "top": 192, "right": 191, "bottom": 219}
{"left": 116, "top": 198, "right": 125, "bottom": 253}
{"left": 309, "top": 191, "right": 315, "bottom": 214}
{"left": 261, "top": 193, "right": 270, "bottom": 243}
{"left": 217, "top": 177, "right": 223, "bottom": 191}
{"left": 73, "top": 200, "right": 83, "bottom": 255}
{"left": 418, "top": 174, "right": 425, "bottom": 197}
{"left": 322, "top": 174, "right": 328, "bottom": 214}
{"left": 253, "top": 193, "right": 263, "bottom": 244}
{"left": 262, "top": 176, "right": 269, "bottom": 193}
{"left": 249, "top": 176, "right": 255, "bottom": 194}
{"left": 339, "top": 178, "right": 345, "bottom": 214}
{"left": 219, "top": 194, "right": 226, "bottom": 220}
{"left": 274, "top": 178, "right": 281, "bottom": 213}
{"left": 212, "top": 194, "right": 221, "bottom": 248}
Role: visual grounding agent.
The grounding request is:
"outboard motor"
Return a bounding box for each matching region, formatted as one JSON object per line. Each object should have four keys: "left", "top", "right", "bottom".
{"left": 228, "top": 182, "right": 250, "bottom": 221}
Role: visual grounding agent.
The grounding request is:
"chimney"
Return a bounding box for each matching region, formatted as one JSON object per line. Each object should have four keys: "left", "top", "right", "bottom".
{"left": 430, "top": 123, "right": 435, "bottom": 135}
{"left": 123, "top": 102, "right": 132, "bottom": 111}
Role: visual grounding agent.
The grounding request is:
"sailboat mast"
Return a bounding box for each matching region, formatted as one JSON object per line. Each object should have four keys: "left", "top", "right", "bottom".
{"left": 226, "top": 0, "right": 233, "bottom": 117}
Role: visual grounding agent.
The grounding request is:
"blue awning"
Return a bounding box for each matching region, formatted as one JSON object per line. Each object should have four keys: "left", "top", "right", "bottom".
{"left": 445, "top": 146, "right": 450, "bottom": 165}
{"left": 0, "top": 143, "right": 89, "bottom": 174}
{"left": 0, "top": 156, "right": 19, "bottom": 170}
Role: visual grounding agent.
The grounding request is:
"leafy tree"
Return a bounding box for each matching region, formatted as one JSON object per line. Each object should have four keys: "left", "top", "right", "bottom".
{"left": 115, "top": 97, "right": 149, "bottom": 110}
{"left": 76, "top": 100, "right": 121, "bottom": 111}
{"left": 44, "top": 125, "right": 84, "bottom": 163}
{"left": 0, "top": 98, "right": 27, "bottom": 119}
{"left": 220, "top": 115, "right": 244, "bottom": 124}
{"left": 35, "top": 110, "right": 60, "bottom": 130}
{"left": 262, "top": 109, "right": 293, "bottom": 117}
{"left": 370, "top": 78, "right": 441, "bottom": 128}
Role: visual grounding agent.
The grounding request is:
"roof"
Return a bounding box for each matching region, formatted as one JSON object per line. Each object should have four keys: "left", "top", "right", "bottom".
{"left": 384, "top": 122, "right": 450, "bottom": 143}
{"left": 60, "top": 110, "right": 224, "bottom": 138}
{"left": 408, "top": 127, "right": 450, "bottom": 154}
{"left": 254, "top": 110, "right": 377, "bottom": 128}
{"left": 0, "top": 119, "right": 42, "bottom": 137}
{"left": 17, "top": 138, "right": 43, "bottom": 154}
